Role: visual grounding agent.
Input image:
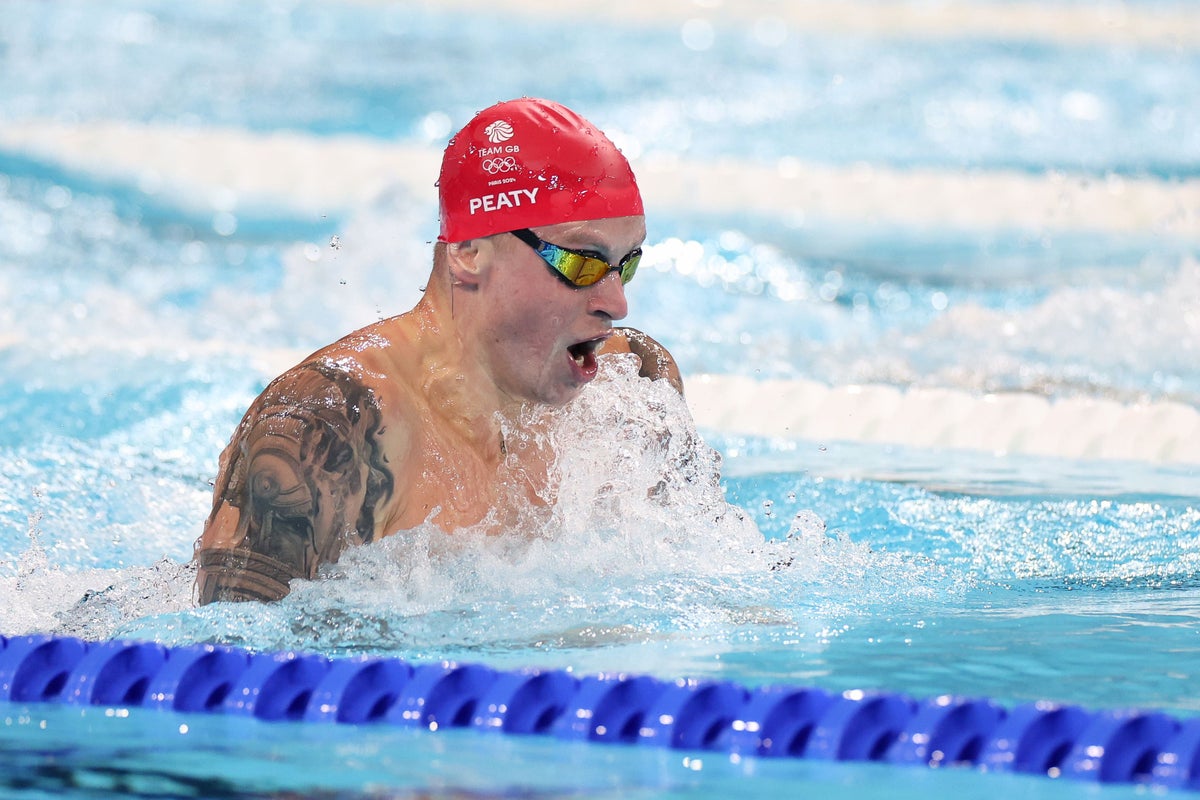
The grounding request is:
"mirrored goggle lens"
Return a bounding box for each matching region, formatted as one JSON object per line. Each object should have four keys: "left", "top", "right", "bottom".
{"left": 548, "top": 249, "right": 641, "bottom": 286}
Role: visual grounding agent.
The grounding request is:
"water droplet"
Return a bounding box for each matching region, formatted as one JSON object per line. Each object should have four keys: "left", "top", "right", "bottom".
{"left": 787, "top": 510, "right": 827, "bottom": 542}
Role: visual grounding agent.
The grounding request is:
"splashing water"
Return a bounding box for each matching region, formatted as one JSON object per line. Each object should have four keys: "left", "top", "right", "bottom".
{"left": 3, "top": 353, "right": 949, "bottom": 677}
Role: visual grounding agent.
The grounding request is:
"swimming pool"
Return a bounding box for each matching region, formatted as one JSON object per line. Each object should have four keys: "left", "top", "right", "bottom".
{"left": 1, "top": 0, "right": 1199, "bottom": 796}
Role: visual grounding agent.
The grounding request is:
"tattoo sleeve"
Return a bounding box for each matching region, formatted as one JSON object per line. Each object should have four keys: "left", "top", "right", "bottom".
{"left": 196, "top": 361, "right": 394, "bottom": 604}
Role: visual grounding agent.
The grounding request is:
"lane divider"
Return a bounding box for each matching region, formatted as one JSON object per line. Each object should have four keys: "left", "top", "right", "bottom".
{"left": 1, "top": 634, "right": 1197, "bottom": 791}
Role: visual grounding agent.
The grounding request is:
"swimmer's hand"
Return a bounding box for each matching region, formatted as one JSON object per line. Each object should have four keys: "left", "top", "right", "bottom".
{"left": 602, "top": 327, "right": 684, "bottom": 395}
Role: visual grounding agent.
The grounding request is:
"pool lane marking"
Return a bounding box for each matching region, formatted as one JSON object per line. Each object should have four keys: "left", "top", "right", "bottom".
{"left": 0, "top": 122, "right": 438, "bottom": 219}
{"left": 2, "top": 121, "right": 1198, "bottom": 239}
{"left": 686, "top": 374, "right": 1200, "bottom": 465}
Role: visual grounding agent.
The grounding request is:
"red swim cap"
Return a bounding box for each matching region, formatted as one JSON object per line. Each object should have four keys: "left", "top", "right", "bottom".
{"left": 437, "top": 98, "right": 643, "bottom": 243}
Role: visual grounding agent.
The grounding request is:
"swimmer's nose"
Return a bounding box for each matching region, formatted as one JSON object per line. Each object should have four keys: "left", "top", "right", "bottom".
{"left": 588, "top": 270, "right": 629, "bottom": 321}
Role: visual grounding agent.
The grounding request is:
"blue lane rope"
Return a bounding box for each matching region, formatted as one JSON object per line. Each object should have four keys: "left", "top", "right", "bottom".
{"left": 1, "top": 633, "right": 1198, "bottom": 791}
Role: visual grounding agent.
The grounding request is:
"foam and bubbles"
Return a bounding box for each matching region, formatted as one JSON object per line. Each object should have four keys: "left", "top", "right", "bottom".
{"left": 7, "top": 352, "right": 1192, "bottom": 677}
{"left": 0, "top": 355, "right": 955, "bottom": 678}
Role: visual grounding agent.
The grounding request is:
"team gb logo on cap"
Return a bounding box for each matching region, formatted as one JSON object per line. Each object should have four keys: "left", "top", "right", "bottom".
{"left": 484, "top": 120, "right": 514, "bottom": 143}
{"left": 468, "top": 118, "right": 535, "bottom": 216}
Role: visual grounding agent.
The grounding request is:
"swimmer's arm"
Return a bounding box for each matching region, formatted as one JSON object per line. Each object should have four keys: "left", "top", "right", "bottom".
{"left": 194, "top": 363, "right": 396, "bottom": 604}
{"left": 602, "top": 327, "right": 684, "bottom": 395}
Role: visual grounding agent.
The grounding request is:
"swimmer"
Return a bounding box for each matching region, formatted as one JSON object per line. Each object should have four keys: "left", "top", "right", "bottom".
{"left": 195, "top": 98, "right": 683, "bottom": 603}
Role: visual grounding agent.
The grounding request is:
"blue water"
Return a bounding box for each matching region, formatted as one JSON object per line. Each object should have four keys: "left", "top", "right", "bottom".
{"left": 4, "top": 1, "right": 1200, "bottom": 176}
{"left": 2, "top": 1, "right": 1199, "bottom": 797}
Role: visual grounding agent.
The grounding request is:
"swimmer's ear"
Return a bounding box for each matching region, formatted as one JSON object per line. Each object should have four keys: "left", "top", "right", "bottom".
{"left": 446, "top": 238, "right": 493, "bottom": 288}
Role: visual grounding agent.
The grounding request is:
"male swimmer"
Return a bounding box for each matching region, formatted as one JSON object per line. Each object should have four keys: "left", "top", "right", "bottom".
{"left": 195, "top": 98, "right": 683, "bottom": 603}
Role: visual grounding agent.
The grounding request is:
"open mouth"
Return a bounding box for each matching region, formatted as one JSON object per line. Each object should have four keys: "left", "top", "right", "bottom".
{"left": 567, "top": 337, "right": 605, "bottom": 373}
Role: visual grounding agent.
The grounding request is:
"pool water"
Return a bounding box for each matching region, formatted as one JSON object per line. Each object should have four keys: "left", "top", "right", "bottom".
{"left": 4, "top": 700, "right": 1121, "bottom": 800}
{"left": 1, "top": 0, "right": 1199, "bottom": 797}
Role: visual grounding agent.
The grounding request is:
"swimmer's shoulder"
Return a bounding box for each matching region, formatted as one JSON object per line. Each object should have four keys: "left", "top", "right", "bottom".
{"left": 278, "top": 315, "right": 420, "bottom": 409}
{"left": 197, "top": 319, "right": 418, "bottom": 604}
{"left": 602, "top": 327, "right": 684, "bottom": 395}
{"left": 222, "top": 315, "right": 421, "bottom": 505}
{"left": 304, "top": 315, "right": 411, "bottom": 372}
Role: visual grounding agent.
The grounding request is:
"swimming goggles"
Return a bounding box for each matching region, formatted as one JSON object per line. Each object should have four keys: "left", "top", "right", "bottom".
{"left": 509, "top": 228, "right": 641, "bottom": 287}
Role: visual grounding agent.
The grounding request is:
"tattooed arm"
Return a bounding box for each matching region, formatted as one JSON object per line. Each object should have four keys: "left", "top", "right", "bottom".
{"left": 195, "top": 361, "right": 395, "bottom": 604}
{"left": 603, "top": 327, "right": 684, "bottom": 395}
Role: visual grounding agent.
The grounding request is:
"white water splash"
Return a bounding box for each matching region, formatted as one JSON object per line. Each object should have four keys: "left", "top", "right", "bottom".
{"left": 3, "top": 355, "right": 949, "bottom": 661}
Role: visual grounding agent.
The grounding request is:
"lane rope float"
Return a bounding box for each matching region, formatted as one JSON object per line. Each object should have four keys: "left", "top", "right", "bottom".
{"left": 1, "top": 633, "right": 1197, "bottom": 791}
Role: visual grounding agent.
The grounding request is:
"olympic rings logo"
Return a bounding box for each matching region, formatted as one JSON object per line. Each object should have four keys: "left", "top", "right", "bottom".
{"left": 482, "top": 157, "right": 520, "bottom": 174}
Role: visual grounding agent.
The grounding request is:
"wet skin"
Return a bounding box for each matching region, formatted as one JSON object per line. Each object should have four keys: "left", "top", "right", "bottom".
{"left": 195, "top": 216, "right": 682, "bottom": 603}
